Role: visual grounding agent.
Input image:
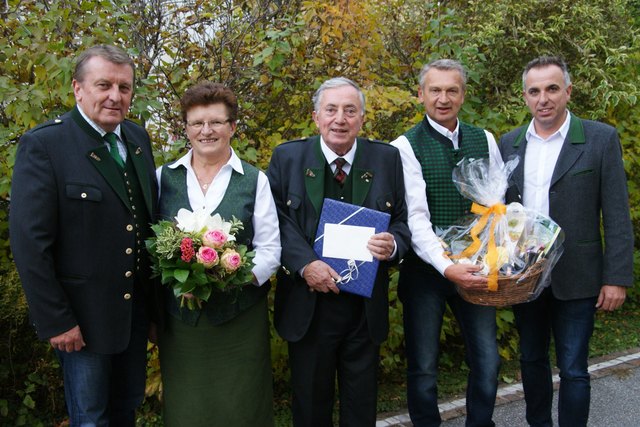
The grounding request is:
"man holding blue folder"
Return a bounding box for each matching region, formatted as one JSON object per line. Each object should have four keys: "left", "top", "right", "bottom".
{"left": 267, "top": 77, "right": 411, "bottom": 427}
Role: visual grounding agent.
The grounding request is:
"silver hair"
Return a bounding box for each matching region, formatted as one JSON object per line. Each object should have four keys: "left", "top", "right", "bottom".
{"left": 522, "top": 56, "right": 571, "bottom": 90}
{"left": 74, "top": 44, "right": 136, "bottom": 83}
{"left": 312, "top": 77, "right": 366, "bottom": 116}
{"left": 418, "top": 59, "right": 467, "bottom": 91}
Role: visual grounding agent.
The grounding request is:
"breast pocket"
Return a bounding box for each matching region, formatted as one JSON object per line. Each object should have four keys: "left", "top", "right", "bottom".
{"left": 571, "top": 168, "right": 594, "bottom": 177}
{"left": 66, "top": 183, "right": 102, "bottom": 202}
{"left": 562, "top": 168, "right": 597, "bottom": 194}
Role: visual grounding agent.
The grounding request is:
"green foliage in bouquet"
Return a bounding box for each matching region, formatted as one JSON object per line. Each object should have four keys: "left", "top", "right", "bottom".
{"left": 146, "top": 210, "right": 256, "bottom": 309}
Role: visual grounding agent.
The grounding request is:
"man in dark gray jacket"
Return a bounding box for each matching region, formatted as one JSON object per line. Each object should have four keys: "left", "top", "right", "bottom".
{"left": 500, "top": 56, "right": 633, "bottom": 427}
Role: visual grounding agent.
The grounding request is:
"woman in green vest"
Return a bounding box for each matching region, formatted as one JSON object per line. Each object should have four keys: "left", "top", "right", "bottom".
{"left": 156, "top": 81, "right": 281, "bottom": 426}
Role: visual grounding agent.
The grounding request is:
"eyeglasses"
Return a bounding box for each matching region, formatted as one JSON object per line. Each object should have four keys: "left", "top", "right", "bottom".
{"left": 186, "top": 119, "right": 230, "bottom": 130}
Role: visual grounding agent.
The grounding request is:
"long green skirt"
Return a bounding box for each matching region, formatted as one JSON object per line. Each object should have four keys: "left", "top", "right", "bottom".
{"left": 159, "top": 297, "right": 274, "bottom": 427}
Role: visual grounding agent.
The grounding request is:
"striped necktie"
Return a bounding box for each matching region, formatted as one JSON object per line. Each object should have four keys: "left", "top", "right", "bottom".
{"left": 334, "top": 157, "right": 347, "bottom": 185}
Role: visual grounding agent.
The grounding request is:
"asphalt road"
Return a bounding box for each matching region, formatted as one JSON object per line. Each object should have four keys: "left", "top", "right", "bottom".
{"left": 378, "top": 348, "right": 640, "bottom": 427}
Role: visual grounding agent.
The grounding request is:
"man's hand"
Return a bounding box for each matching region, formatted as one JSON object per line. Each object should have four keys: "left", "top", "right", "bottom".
{"left": 367, "top": 232, "right": 396, "bottom": 261}
{"left": 444, "top": 264, "right": 488, "bottom": 290}
{"left": 596, "top": 285, "right": 626, "bottom": 311}
{"left": 303, "top": 260, "right": 341, "bottom": 293}
{"left": 49, "top": 325, "right": 86, "bottom": 353}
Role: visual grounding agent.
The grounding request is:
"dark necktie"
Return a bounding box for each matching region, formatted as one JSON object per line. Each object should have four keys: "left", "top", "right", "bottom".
{"left": 104, "top": 132, "right": 124, "bottom": 168}
{"left": 334, "top": 157, "right": 347, "bottom": 185}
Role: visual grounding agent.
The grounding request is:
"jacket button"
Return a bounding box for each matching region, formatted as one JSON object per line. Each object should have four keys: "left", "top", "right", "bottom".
{"left": 123, "top": 293, "right": 132, "bottom": 300}
{"left": 125, "top": 248, "right": 133, "bottom": 255}
{"left": 286, "top": 200, "right": 292, "bottom": 206}
{"left": 81, "top": 192, "right": 87, "bottom": 199}
{"left": 386, "top": 201, "right": 391, "bottom": 208}
{"left": 126, "top": 224, "right": 134, "bottom": 231}
{"left": 125, "top": 271, "right": 133, "bottom": 278}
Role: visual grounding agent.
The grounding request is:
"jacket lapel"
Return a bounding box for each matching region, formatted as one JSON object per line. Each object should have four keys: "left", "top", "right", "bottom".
{"left": 351, "top": 139, "right": 373, "bottom": 207}
{"left": 72, "top": 107, "right": 132, "bottom": 211}
{"left": 511, "top": 113, "right": 586, "bottom": 192}
{"left": 550, "top": 113, "right": 585, "bottom": 187}
{"left": 304, "top": 137, "right": 326, "bottom": 215}
{"left": 303, "top": 137, "right": 374, "bottom": 212}
{"left": 86, "top": 145, "right": 132, "bottom": 210}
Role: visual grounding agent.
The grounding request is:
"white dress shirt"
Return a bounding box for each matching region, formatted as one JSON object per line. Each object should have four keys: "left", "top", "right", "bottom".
{"left": 390, "top": 116, "right": 503, "bottom": 275}
{"left": 522, "top": 112, "right": 571, "bottom": 216}
{"left": 320, "top": 136, "right": 357, "bottom": 175}
{"left": 156, "top": 148, "right": 281, "bottom": 286}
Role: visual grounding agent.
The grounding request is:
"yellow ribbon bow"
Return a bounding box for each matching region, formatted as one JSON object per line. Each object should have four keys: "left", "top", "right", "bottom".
{"left": 452, "top": 202, "right": 507, "bottom": 291}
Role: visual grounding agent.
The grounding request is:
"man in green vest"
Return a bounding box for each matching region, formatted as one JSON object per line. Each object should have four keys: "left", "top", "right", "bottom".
{"left": 391, "top": 59, "right": 503, "bottom": 427}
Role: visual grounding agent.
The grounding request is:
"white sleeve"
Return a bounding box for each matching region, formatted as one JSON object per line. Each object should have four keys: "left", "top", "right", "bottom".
{"left": 250, "top": 171, "right": 282, "bottom": 285}
{"left": 390, "top": 135, "right": 453, "bottom": 276}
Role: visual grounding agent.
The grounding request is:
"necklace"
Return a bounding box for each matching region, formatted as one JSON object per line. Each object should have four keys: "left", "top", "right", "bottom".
{"left": 194, "top": 170, "right": 213, "bottom": 191}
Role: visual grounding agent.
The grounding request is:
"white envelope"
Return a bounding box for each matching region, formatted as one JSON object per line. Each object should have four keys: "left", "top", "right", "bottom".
{"left": 322, "top": 223, "right": 374, "bottom": 262}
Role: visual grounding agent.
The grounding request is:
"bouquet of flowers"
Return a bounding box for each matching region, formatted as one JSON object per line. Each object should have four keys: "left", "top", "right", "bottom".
{"left": 437, "top": 156, "right": 564, "bottom": 305}
{"left": 146, "top": 208, "right": 255, "bottom": 310}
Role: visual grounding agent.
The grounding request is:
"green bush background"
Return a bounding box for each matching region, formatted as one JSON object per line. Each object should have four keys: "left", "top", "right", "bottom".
{"left": 1, "top": 0, "right": 639, "bottom": 424}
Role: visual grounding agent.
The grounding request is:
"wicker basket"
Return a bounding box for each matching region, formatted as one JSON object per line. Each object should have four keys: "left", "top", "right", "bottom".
{"left": 457, "top": 259, "right": 547, "bottom": 307}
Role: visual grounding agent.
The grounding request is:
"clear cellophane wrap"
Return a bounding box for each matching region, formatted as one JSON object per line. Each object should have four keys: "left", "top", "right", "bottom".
{"left": 438, "top": 156, "right": 564, "bottom": 299}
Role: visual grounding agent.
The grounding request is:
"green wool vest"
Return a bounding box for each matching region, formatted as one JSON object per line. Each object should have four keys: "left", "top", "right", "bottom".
{"left": 122, "top": 152, "right": 153, "bottom": 282}
{"left": 323, "top": 161, "right": 353, "bottom": 203}
{"left": 159, "top": 161, "right": 267, "bottom": 326}
{"left": 405, "top": 118, "right": 489, "bottom": 228}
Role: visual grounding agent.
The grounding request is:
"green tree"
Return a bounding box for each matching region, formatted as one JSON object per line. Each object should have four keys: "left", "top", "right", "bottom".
{"left": 1, "top": 0, "right": 639, "bottom": 424}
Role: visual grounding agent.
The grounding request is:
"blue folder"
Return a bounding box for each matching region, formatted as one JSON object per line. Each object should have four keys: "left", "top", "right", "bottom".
{"left": 313, "top": 198, "right": 391, "bottom": 298}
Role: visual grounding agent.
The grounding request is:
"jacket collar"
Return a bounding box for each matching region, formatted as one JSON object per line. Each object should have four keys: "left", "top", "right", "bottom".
{"left": 74, "top": 107, "right": 154, "bottom": 215}
{"left": 304, "top": 136, "right": 374, "bottom": 215}
{"left": 512, "top": 112, "right": 585, "bottom": 147}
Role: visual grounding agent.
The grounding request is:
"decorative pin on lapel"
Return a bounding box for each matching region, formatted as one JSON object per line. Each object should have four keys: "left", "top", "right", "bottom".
{"left": 135, "top": 147, "right": 142, "bottom": 155}
{"left": 361, "top": 171, "right": 373, "bottom": 182}
{"left": 90, "top": 152, "right": 101, "bottom": 161}
{"left": 305, "top": 169, "right": 316, "bottom": 178}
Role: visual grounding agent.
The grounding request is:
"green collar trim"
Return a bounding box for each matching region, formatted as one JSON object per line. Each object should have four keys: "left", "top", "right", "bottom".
{"left": 513, "top": 112, "right": 585, "bottom": 147}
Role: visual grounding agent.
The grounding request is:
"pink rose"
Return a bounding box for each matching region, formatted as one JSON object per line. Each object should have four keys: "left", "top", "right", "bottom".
{"left": 202, "top": 229, "right": 228, "bottom": 249}
{"left": 220, "top": 249, "right": 242, "bottom": 272}
{"left": 196, "top": 246, "right": 219, "bottom": 268}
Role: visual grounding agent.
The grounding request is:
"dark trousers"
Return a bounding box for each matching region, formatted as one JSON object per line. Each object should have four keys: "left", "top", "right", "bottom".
{"left": 399, "top": 264, "right": 499, "bottom": 427}
{"left": 514, "top": 288, "right": 597, "bottom": 427}
{"left": 288, "top": 292, "right": 379, "bottom": 427}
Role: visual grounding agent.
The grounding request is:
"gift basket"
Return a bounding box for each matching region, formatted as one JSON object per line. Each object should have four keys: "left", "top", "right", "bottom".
{"left": 437, "top": 156, "right": 564, "bottom": 307}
